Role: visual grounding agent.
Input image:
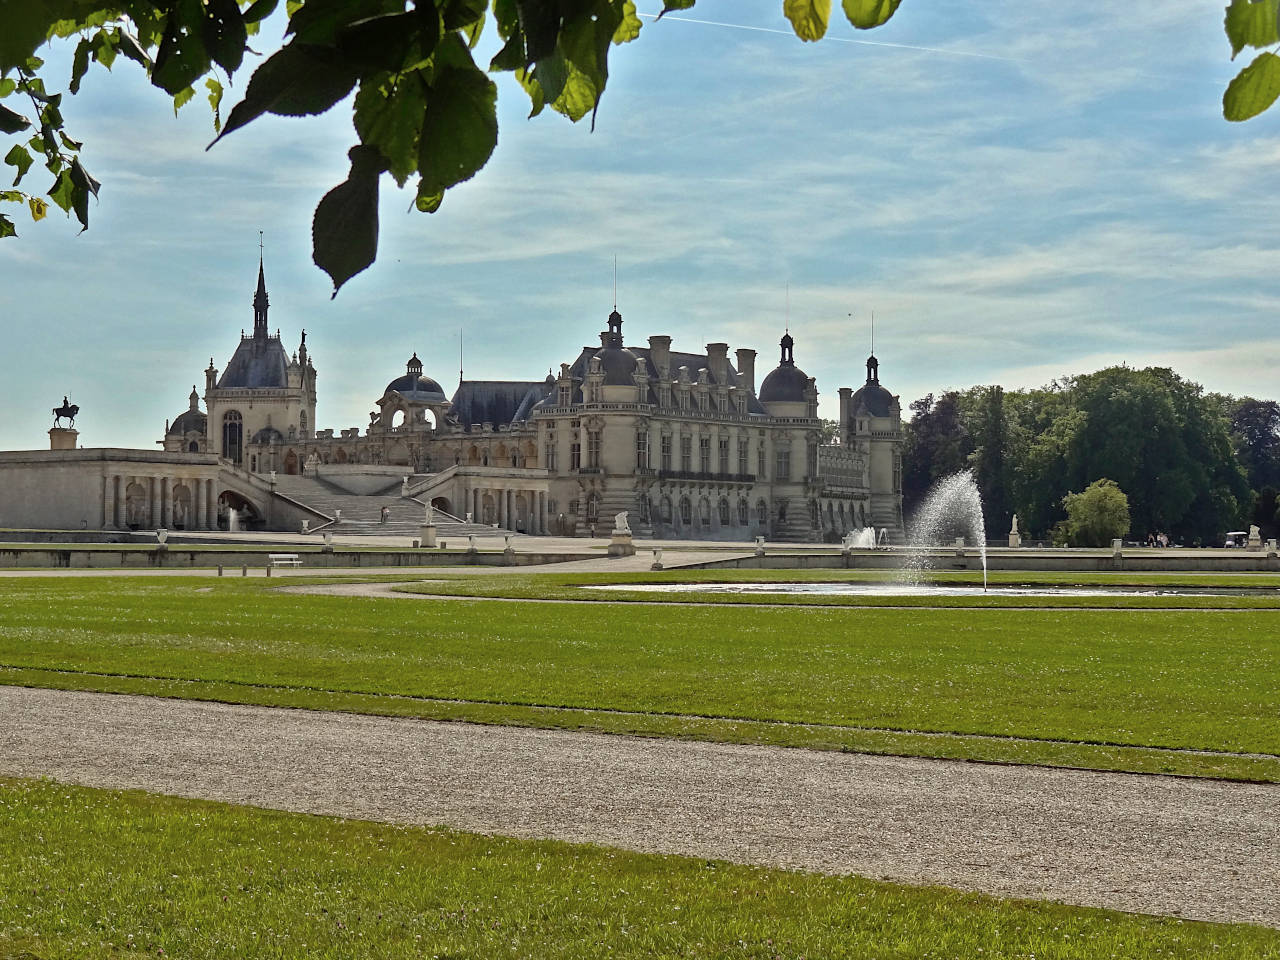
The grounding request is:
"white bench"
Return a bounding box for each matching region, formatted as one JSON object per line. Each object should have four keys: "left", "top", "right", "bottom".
{"left": 268, "top": 553, "right": 303, "bottom": 567}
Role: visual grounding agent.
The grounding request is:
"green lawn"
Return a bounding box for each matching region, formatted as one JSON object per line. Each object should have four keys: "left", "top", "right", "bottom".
{"left": 0, "top": 576, "right": 1276, "bottom": 780}
{"left": 0, "top": 777, "right": 1274, "bottom": 960}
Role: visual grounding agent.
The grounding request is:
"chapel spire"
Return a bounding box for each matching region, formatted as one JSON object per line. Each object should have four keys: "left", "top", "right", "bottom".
{"left": 253, "top": 232, "right": 269, "bottom": 340}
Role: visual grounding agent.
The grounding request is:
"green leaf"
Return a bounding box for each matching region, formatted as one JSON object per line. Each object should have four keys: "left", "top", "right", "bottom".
{"left": 785, "top": 0, "right": 830, "bottom": 41}
{"left": 211, "top": 41, "right": 358, "bottom": 145}
{"left": 69, "top": 37, "right": 92, "bottom": 94}
{"left": 517, "top": 0, "right": 561, "bottom": 64}
{"left": 550, "top": 61, "right": 598, "bottom": 122}
{"left": 312, "top": 144, "right": 385, "bottom": 296}
{"left": 207, "top": 76, "right": 224, "bottom": 132}
{"left": 288, "top": 0, "right": 398, "bottom": 45}
{"left": 841, "top": 0, "right": 901, "bottom": 29}
{"left": 152, "top": 14, "right": 212, "bottom": 95}
{"left": 1224, "top": 50, "right": 1280, "bottom": 120}
{"left": 353, "top": 74, "right": 426, "bottom": 187}
{"left": 243, "top": 0, "right": 280, "bottom": 23}
{"left": 0, "top": 79, "right": 16, "bottom": 97}
{"left": 613, "top": 1, "right": 642, "bottom": 43}
{"left": 173, "top": 84, "right": 197, "bottom": 114}
{"left": 116, "top": 29, "right": 152, "bottom": 68}
{"left": 92, "top": 28, "right": 118, "bottom": 70}
{"left": 48, "top": 168, "right": 75, "bottom": 213}
{"left": 0, "top": 104, "right": 31, "bottom": 135}
{"left": 58, "top": 131, "right": 84, "bottom": 151}
{"left": 28, "top": 195, "right": 47, "bottom": 221}
{"left": 417, "top": 43, "right": 498, "bottom": 194}
{"left": 4, "top": 144, "right": 33, "bottom": 186}
{"left": 414, "top": 182, "right": 442, "bottom": 212}
{"left": 658, "top": 0, "right": 696, "bottom": 15}
{"left": 0, "top": 213, "right": 15, "bottom": 239}
{"left": 443, "top": 0, "right": 487, "bottom": 31}
{"left": 337, "top": 12, "right": 421, "bottom": 70}
{"left": 1224, "top": 0, "right": 1279, "bottom": 58}
{"left": 202, "top": 0, "right": 248, "bottom": 73}
{"left": 0, "top": 190, "right": 22, "bottom": 202}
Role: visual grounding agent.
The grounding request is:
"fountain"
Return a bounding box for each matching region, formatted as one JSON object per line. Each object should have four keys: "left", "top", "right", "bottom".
{"left": 900, "top": 469, "right": 987, "bottom": 590}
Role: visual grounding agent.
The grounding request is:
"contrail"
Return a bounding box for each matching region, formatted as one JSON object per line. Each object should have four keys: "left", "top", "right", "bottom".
{"left": 637, "top": 11, "right": 1029, "bottom": 64}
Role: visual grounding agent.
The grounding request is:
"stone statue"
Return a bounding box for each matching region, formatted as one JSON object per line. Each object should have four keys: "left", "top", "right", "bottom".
{"left": 424, "top": 502, "right": 434, "bottom": 524}
{"left": 1008, "top": 513, "right": 1021, "bottom": 548}
{"left": 1010, "top": 514, "right": 1020, "bottom": 534}
{"left": 52, "top": 395, "right": 79, "bottom": 428}
{"left": 613, "top": 511, "right": 631, "bottom": 536}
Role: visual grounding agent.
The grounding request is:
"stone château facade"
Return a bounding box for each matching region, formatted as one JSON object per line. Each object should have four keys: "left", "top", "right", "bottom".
{"left": 161, "top": 263, "right": 904, "bottom": 542}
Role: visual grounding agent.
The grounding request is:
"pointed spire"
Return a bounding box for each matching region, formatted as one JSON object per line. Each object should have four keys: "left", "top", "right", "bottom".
{"left": 252, "top": 232, "right": 269, "bottom": 339}
{"left": 189, "top": 386, "right": 199, "bottom": 410}
{"left": 779, "top": 331, "right": 794, "bottom": 365}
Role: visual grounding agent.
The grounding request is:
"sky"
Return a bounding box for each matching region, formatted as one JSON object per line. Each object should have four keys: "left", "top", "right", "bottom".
{"left": 1, "top": 1, "right": 1277, "bottom": 450}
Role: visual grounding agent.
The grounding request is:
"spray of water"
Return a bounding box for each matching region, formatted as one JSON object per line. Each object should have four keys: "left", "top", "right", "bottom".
{"left": 899, "top": 469, "right": 988, "bottom": 590}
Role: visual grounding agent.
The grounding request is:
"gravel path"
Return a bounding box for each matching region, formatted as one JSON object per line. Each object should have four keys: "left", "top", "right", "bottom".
{"left": 0, "top": 687, "right": 1275, "bottom": 927}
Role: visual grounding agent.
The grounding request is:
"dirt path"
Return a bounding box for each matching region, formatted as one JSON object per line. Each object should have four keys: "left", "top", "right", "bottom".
{"left": 0, "top": 686, "right": 1274, "bottom": 927}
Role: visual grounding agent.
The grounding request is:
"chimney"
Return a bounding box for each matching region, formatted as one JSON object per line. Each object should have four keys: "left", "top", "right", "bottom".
{"left": 706, "top": 342, "right": 728, "bottom": 384}
{"left": 735, "top": 348, "right": 756, "bottom": 395}
{"left": 649, "top": 335, "right": 671, "bottom": 379}
{"left": 839, "top": 386, "right": 852, "bottom": 433}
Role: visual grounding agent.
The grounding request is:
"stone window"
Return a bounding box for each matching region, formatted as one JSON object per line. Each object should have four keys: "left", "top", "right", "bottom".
{"left": 639, "top": 496, "right": 650, "bottom": 522}
{"left": 699, "top": 437, "right": 711, "bottom": 474}
{"left": 587, "top": 430, "right": 602, "bottom": 468}
{"left": 758, "top": 443, "right": 767, "bottom": 480}
{"left": 699, "top": 496, "right": 712, "bottom": 528}
{"left": 775, "top": 449, "right": 791, "bottom": 482}
{"left": 756, "top": 498, "right": 768, "bottom": 524}
{"left": 559, "top": 384, "right": 572, "bottom": 406}
{"left": 680, "top": 436, "right": 692, "bottom": 472}
{"left": 718, "top": 437, "right": 729, "bottom": 475}
{"left": 718, "top": 497, "right": 730, "bottom": 526}
{"left": 661, "top": 434, "right": 672, "bottom": 471}
{"left": 636, "top": 431, "right": 649, "bottom": 470}
{"left": 738, "top": 439, "right": 748, "bottom": 476}
{"left": 570, "top": 440, "right": 581, "bottom": 471}
{"left": 586, "top": 492, "right": 600, "bottom": 523}
{"left": 662, "top": 495, "right": 673, "bottom": 522}
{"left": 222, "top": 409, "right": 243, "bottom": 464}
{"left": 737, "top": 497, "right": 749, "bottom": 526}
{"left": 679, "top": 496, "right": 692, "bottom": 525}
{"left": 545, "top": 438, "right": 557, "bottom": 471}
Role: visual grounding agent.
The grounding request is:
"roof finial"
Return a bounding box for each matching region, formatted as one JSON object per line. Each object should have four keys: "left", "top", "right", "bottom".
{"left": 613, "top": 254, "right": 617, "bottom": 310}
{"left": 785, "top": 281, "right": 790, "bottom": 334}
{"left": 253, "top": 232, "right": 269, "bottom": 339}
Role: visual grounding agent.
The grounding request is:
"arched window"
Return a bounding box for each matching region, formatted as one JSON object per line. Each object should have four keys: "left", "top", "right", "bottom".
{"left": 756, "top": 499, "right": 768, "bottom": 524}
{"left": 187, "top": 440, "right": 199, "bottom": 453}
{"left": 737, "top": 498, "right": 749, "bottom": 526}
{"left": 586, "top": 492, "right": 601, "bottom": 523}
{"left": 222, "top": 410, "right": 243, "bottom": 464}
{"left": 777, "top": 499, "right": 788, "bottom": 522}
{"left": 679, "top": 496, "right": 692, "bottom": 525}
{"left": 717, "top": 497, "right": 730, "bottom": 526}
{"left": 299, "top": 409, "right": 308, "bottom": 437}
{"left": 699, "top": 497, "right": 712, "bottom": 528}
{"left": 662, "top": 496, "right": 673, "bottom": 523}
{"left": 639, "top": 496, "right": 650, "bottom": 522}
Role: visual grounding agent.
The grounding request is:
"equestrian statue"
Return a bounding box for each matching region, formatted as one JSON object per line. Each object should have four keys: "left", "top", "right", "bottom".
{"left": 52, "top": 396, "right": 79, "bottom": 428}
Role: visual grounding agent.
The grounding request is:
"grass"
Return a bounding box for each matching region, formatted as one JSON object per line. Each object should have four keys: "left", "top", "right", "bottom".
{"left": 0, "top": 776, "right": 1276, "bottom": 960}
{"left": 0, "top": 575, "right": 1277, "bottom": 780}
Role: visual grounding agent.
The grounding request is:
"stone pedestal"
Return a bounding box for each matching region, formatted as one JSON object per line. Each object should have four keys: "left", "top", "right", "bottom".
{"left": 1248, "top": 524, "right": 1262, "bottom": 549}
{"left": 650, "top": 548, "right": 664, "bottom": 571}
{"left": 49, "top": 427, "right": 78, "bottom": 450}
{"left": 1008, "top": 531, "right": 1021, "bottom": 548}
{"left": 608, "top": 532, "right": 636, "bottom": 557}
{"left": 419, "top": 524, "right": 438, "bottom": 548}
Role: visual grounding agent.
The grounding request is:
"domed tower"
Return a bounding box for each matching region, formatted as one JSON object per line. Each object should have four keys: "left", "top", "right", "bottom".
{"left": 162, "top": 387, "right": 208, "bottom": 453}
{"left": 373, "top": 352, "right": 450, "bottom": 432}
{"left": 588, "top": 309, "right": 643, "bottom": 403}
{"left": 759, "top": 332, "right": 817, "bottom": 418}
{"left": 844, "top": 352, "right": 903, "bottom": 542}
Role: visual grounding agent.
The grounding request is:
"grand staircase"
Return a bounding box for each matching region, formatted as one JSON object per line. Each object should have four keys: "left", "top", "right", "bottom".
{"left": 271, "top": 475, "right": 508, "bottom": 539}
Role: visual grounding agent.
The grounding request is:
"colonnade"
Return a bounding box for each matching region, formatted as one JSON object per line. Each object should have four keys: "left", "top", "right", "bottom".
{"left": 102, "top": 474, "right": 221, "bottom": 530}
{"left": 466, "top": 487, "right": 549, "bottom": 534}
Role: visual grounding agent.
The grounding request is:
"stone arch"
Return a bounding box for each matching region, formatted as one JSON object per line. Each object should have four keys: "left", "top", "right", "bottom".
{"left": 737, "top": 497, "right": 749, "bottom": 526}
{"left": 466, "top": 444, "right": 481, "bottom": 466}
{"left": 756, "top": 498, "right": 768, "bottom": 525}
{"left": 430, "top": 496, "right": 453, "bottom": 516}
{"left": 125, "top": 481, "right": 148, "bottom": 529}
{"left": 335, "top": 447, "right": 348, "bottom": 463}
{"left": 187, "top": 440, "right": 199, "bottom": 453}
{"left": 699, "top": 496, "right": 712, "bottom": 529}
{"left": 679, "top": 495, "right": 692, "bottom": 526}
{"left": 284, "top": 449, "right": 299, "bottom": 475}
{"left": 662, "top": 495, "right": 674, "bottom": 523}
{"left": 172, "top": 483, "right": 193, "bottom": 529}
{"left": 717, "top": 497, "right": 731, "bottom": 526}
{"left": 218, "top": 490, "right": 261, "bottom": 530}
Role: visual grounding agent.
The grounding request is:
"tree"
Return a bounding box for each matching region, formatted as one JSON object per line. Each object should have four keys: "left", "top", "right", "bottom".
{"left": 900, "top": 392, "right": 970, "bottom": 518}
{"left": 1229, "top": 397, "right": 1280, "bottom": 491}
{"left": 0, "top": 0, "right": 905, "bottom": 293}
{"left": 1060, "top": 478, "right": 1130, "bottom": 548}
{"left": 1222, "top": 0, "right": 1280, "bottom": 121}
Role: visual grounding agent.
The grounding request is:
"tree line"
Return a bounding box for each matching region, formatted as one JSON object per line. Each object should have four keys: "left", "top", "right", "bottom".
{"left": 899, "top": 365, "right": 1280, "bottom": 546}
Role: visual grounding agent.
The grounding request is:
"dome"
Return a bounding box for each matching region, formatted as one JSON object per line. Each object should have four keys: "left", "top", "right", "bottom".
{"left": 169, "top": 387, "right": 206, "bottom": 436}
{"left": 169, "top": 408, "right": 207, "bottom": 436}
{"left": 593, "top": 308, "right": 639, "bottom": 385}
{"left": 386, "top": 353, "right": 447, "bottom": 402}
{"left": 851, "top": 354, "right": 896, "bottom": 417}
{"left": 758, "top": 332, "right": 810, "bottom": 403}
{"left": 850, "top": 381, "right": 895, "bottom": 417}
{"left": 385, "top": 372, "right": 447, "bottom": 402}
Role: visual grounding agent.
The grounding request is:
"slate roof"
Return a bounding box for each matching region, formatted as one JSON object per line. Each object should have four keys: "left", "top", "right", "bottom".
{"left": 449, "top": 380, "right": 550, "bottom": 430}
{"left": 217, "top": 335, "right": 290, "bottom": 389}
